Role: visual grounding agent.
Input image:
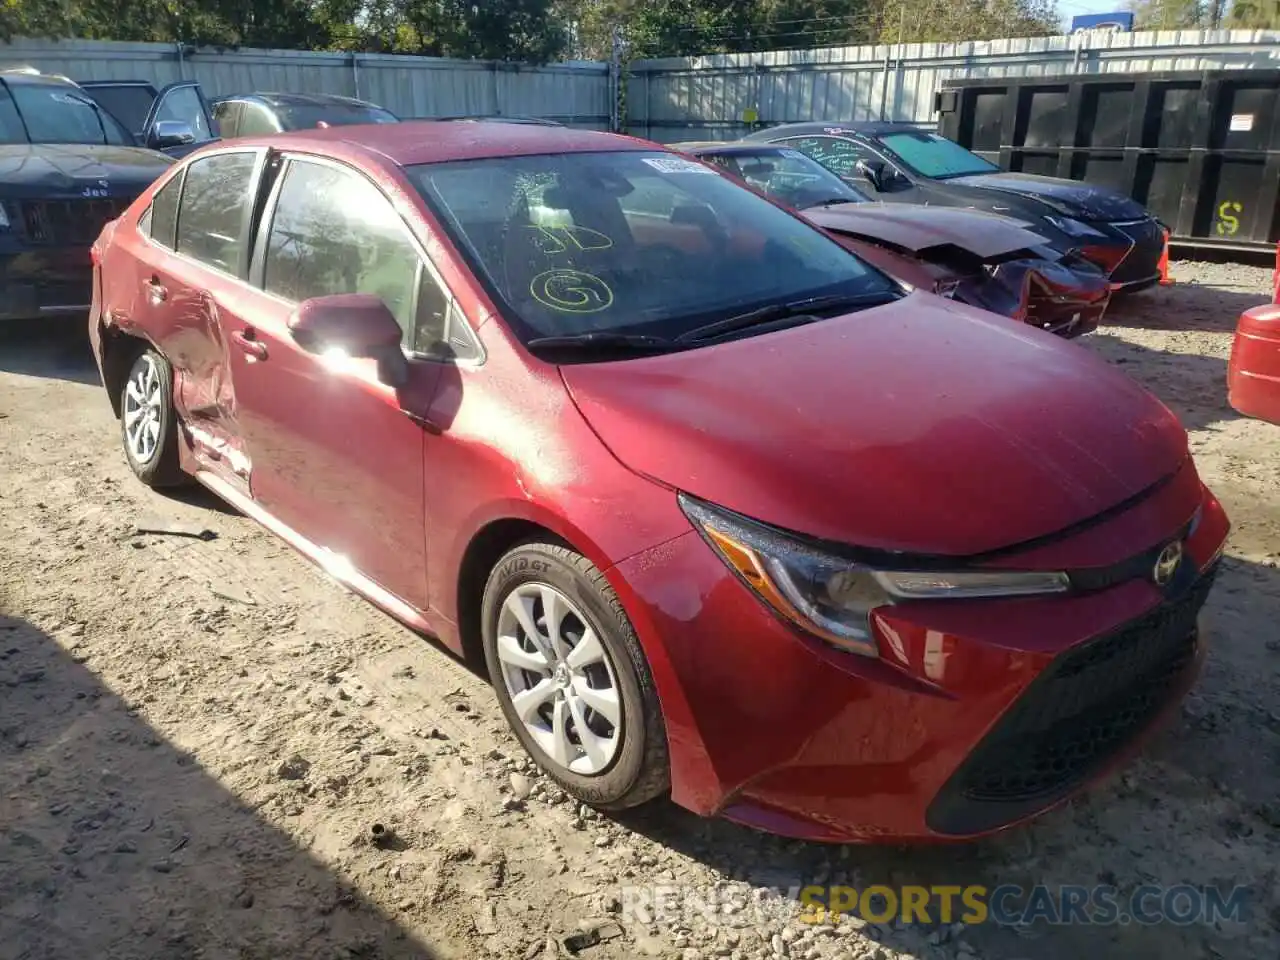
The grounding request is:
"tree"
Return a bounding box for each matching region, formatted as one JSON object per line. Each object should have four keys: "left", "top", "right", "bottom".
{"left": 1128, "top": 0, "right": 1209, "bottom": 29}
{"left": 1225, "top": 0, "right": 1280, "bottom": 28}
{"left": 1, "top": 0, "right": 1072, "bottom": 60}
{"left": 864, "top": 0, "right": 1059, "bottom": 44}
{"left": 432, "top": 0, "right": 568, "bottom": 61}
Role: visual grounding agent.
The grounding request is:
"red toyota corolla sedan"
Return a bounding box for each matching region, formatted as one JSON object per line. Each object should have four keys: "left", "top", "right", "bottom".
{"left": 88, "top": 122, "right": 1230, "bottom": 842}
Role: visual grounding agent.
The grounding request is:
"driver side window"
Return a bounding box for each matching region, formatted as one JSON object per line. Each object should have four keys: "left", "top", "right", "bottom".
{"left": 261, "top": 158, "right": 468, "bottom": 358}
{"left": 153, "top": 86, "right": 213, "bottom": 142}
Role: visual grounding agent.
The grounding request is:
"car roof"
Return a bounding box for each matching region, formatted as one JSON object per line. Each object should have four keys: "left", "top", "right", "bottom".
{"left": 217, "top": 91, "right": 384, "bottom": 109}
{"left": 229, "top": 120, "right": 654, "bottom": 166}
{"left": 0, "top": 68, "right": 76, "bottom": 86}
{"left": 748, "top": 121, "right": 921, "bottom": 139}
{"left": 675, "top": 142, "right": 792, "bottom": 155}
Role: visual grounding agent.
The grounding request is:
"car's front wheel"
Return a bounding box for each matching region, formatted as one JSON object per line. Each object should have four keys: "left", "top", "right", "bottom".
{"left": 119, "top": 347, "right": 185, "bottom": 487}
{"left": 481, "top": 540, "right": 669, "bottom": 810}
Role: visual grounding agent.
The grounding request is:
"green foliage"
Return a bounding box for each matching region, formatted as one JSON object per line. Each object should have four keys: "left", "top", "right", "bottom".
{"left": 1127, "top": 0, "right": 1209, "bottom": 29}
{"left": 1226, "top": 0, "right": 1280, "bottom": 28}
{"left": 562, "top": 0, "right": 1060, "bottom": 60}
{"left": 1, "top": 0, "right": 1065, "bottom": 58}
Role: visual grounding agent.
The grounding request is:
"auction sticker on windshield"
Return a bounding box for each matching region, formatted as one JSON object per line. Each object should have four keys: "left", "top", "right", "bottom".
{"left": 642, "top": 157, "right": 717, "bottom": 174}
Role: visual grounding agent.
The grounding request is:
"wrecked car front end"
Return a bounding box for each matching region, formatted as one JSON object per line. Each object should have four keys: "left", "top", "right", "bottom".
{"left": 952, "top": 248, "right": 1111, "bottom": 338}
{"left": 808, "top": 206, "right": 1112, "bottom": 338}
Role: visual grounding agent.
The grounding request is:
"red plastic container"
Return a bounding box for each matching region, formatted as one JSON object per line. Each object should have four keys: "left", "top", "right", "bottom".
{"left": 1228, "top": 304, "right": 1280, "bottom": 425}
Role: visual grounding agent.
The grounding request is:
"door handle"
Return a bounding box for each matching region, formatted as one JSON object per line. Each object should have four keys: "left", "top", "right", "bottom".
{"left": 144, "top": 277, "right": 167, "bottom": 305}
{"left": 231, "top": 329, "right": 269, "bottom": 361}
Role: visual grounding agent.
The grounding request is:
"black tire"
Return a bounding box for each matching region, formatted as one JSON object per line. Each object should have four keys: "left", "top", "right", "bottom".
{"left": 119, "top": 347, "right": 186, "bottom": 488}
{"left": 481, "top": 540, "right": 670, "bottom": 811}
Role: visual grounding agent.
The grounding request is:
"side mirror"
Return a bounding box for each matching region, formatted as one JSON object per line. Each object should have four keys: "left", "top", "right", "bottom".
{"left": 149, "top": 120, "right": 197, "bottom": 150}
{"left": 288, "top": 293, "right": 408, "bottom": 387}
{"left": 855, "top": 158, "right": 885, "bottom": 191}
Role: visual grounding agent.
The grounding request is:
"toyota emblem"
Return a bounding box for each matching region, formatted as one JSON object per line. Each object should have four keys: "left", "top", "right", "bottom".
{"left": 1153, "top": 541, "right": 1184, "bottom": 587}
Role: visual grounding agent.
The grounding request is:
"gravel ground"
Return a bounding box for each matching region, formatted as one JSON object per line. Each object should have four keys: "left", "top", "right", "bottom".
{"left": 1, "top": 260, "right": 1278, "bottom": 960}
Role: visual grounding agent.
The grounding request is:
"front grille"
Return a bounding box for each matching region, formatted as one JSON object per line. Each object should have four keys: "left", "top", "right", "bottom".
{"left": 926, "top": 568, "right": 1216, "bottom": 836}
{"left": 1109, "top": 217, "right": 1164, "bottom": 285}
{"left": 18, "top": 198, "right": 129, "bottom": 246}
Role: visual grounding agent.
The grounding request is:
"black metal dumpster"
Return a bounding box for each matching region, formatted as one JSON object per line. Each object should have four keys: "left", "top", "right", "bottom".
{"left": 935, "top": 70, "right": 1280, "bottom": 252}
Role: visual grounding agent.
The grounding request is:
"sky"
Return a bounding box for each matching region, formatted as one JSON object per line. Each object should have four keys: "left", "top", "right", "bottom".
{"left": 1057, "top": 0, "right": 1134, "bottom": 28}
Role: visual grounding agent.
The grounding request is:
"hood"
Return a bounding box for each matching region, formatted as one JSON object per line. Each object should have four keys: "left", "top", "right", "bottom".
{"left": 561, "top": 293, "right": 1187, "bottom": 557}
{"left": 946, "top": 171, "right": 1149, "bottom": 223}
{"left": 804, "top": 203, "right": 1047, "bottom": 259}
{"left": 0, "top": 144, "right": 172, "bottom": 200}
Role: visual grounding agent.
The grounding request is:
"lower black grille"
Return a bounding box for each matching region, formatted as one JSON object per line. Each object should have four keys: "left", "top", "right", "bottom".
{"left": 1110, "top": 218, "right": 1164, "bottom": 285}
{"left": 926, "top": 568, "right": 1216, "bottom": 836}
{"left": 19, "top": 198, "right": 129, "bottom": 246}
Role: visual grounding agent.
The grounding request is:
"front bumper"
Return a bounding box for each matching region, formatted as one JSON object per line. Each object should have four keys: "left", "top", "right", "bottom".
{"left": 0, "top": 249, "right": 92, "bottom": 322}
{"left": 1082, "top": 217, "right": 1164, "bottom": 290}
{"left": 611, "top": 468, "right": 1230, "bottom": 842}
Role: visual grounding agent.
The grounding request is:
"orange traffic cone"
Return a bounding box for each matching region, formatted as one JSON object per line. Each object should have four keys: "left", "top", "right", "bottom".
{"left": 1158, "top": 228, "right": 1174, "bottom": 286}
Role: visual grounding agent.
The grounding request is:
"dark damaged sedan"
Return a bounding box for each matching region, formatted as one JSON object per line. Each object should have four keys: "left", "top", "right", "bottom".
{"left": 745, "top": 122, "right": 1168, "bottom": 292}
{"left": 1, "top": 69, "right": 174, "bottom": 322}
{"left": 677, "top": 142, "right": 1110, "bottom": 336}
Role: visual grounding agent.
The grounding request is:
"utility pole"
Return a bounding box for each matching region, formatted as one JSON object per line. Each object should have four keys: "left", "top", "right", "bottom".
{"left": 609, "top": 24, "right": 623, "bottom": 133}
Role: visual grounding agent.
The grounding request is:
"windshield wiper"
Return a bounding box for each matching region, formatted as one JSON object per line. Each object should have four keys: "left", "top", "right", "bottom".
{"left": 526, "top": 331, "right": 678, "bottom": 354}
{"left": 674, "top": 291, "right": 900, "bottom": 344}
{"left": 799, "top": 197, "right": 862, "bottom": 210}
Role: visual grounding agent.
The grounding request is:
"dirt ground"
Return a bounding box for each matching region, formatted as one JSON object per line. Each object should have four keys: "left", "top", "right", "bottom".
{"left": 2, "top": 261, "right": 1278, "bottom": 960}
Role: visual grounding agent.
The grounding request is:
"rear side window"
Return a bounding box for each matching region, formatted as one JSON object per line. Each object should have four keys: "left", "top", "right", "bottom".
{"left": 238, "top": 104, "right": 279, "bottom": 137}
{"left": 211, "top": 100, "right": 241, "bottom": 139}
{"left": 175, "top": 152, "right": 258, "bottom": 274}
{"left": 783, "top": 136, "right": 869, "bottom": 177}
{"left": 144, "top": 173, "right": 183, "bottom": 248}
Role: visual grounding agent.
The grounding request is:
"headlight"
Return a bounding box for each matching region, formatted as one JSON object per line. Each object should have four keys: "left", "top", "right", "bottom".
{"left": 680, "top": 494, "right": 1069, "bottom": 657}
{"left": 1044, "top": 215, "right": 1107, "bottom": 240}
{"left": 0, "top": 203, "right": 10, "bottom": 230}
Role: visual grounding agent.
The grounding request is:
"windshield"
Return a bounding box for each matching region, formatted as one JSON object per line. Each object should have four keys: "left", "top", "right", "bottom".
{"left": 0, "top": 81, "right": 132, "bottom": 146}
{"left": 876, "top": 132, "right": 998, "bottom": 180}
{"left": 277, "top": 102, "right": 398, "bottom": 130}
{"left": 408, "top": 150, "right": 896, "bottom": 344}
{"left": 696, "top": 148, "right": 867, "bottom": 208}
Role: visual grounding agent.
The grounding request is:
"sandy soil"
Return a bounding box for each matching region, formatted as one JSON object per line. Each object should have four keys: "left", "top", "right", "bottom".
{"left": 1, "top": 261, "right": 1278, "bottom": 960}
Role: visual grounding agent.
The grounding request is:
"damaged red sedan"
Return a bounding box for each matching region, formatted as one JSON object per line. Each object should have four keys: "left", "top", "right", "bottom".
{"left": 675, "top": 141, "right": 1111, "bottom": 337}
{"left": 89, "top": 123, "right": 1229, "bottom": 841}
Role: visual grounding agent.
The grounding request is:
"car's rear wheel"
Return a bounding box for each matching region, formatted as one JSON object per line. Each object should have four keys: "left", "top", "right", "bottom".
{"left": 120, "top": 348, "right": 185, "bottom": 488}
{"left": 481, "top": 540, "right": 669, "bottom": 810}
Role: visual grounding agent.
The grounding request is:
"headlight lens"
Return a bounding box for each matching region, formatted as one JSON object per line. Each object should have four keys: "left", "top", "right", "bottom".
{"left": 1045, "top": 214, "right": 1107, "bottom": 240}
{"left": 680, "top": 495, "right": 1069, "bottom": 657}
{"left": 0, "top": 203, "right": 10, "bottom": 230}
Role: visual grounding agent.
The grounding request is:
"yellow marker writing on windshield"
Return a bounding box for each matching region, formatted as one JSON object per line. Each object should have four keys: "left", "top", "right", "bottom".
{"left": 530, "top": 269, "right": 614, "bottom": 313}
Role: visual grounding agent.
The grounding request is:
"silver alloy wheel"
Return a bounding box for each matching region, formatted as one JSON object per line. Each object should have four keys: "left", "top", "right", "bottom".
{"left": 123, "top": 355, "right": 163, "bottom": 465}
{"left": 496, "top": 582, "right": 623, "bottom": 776}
